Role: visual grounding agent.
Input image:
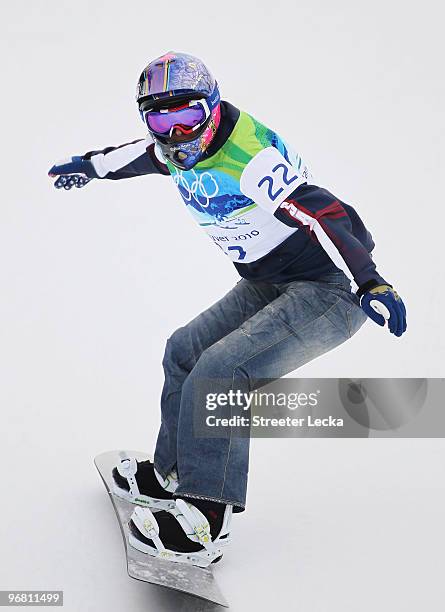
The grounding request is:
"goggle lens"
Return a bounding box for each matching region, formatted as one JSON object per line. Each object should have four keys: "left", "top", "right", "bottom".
{"left": 144, "top": 102, "right": 207, "bottom": 137}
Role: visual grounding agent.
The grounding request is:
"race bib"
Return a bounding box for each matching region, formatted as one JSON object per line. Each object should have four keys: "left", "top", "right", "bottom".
{"left": 240, "top": 147, "right": 307, "bottom": 213}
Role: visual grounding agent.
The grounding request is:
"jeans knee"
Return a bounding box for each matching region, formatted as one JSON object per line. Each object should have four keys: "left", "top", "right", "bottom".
{"left": 192, "top": 342, "right": 241, "bottom": 381}
{"left": 183, "top": 347, "right": 250, "bottom": 409}
{"left": 163, "top": 326, "right": 189, "bottom": 369}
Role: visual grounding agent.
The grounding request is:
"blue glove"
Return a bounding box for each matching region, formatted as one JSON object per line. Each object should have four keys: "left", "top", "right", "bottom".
{"left": 48, "top": 156, "right": 97, "bottom": 190}
{"left": 360, "top": 285, "right": 407, "bottom": 337}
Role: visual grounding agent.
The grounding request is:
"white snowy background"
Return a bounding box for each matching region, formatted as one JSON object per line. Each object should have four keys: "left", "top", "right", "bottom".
{"left": 1, "top": 0, "right": 444, "bottom": 611}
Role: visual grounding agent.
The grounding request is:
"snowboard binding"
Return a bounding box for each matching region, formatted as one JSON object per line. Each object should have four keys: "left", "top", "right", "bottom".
{"left": 129, "top": 499, "right": 232, "bottom": 568}
{"left": 112, "top": 452, "right": 178, "bottom": 511}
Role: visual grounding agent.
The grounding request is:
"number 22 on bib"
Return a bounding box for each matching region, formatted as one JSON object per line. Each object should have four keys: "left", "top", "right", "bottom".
{"left": 240, "top": 147, "right": 309, "bottom": 213}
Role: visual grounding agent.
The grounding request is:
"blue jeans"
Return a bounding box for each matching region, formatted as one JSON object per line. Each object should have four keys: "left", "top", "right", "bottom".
{"left": 154, "top": 271, "right": 367, "bottom": 510}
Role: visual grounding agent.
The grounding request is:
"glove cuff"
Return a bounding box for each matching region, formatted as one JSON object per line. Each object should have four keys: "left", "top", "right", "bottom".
{"left": 356, "top": 279, "right": 392, "bottom": 297}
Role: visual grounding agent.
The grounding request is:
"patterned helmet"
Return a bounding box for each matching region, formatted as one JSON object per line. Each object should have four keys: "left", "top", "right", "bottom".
{"left": 136, "top": 52, "right": 221, "bottom": 170}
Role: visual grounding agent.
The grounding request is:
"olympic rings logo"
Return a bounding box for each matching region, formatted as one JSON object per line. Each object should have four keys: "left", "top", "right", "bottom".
{"left": 173, "top": 169, "right": 219, "bottom": 208}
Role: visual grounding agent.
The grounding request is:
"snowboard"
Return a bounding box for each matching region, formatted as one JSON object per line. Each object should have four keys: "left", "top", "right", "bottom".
{"left": 94, "top": 450, "right": 229, "bottom": 608}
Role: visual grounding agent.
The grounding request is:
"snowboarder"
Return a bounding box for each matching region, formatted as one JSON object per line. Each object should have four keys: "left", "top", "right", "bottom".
{"left": 49, "top": 51, "right": 407, "bottom": 566}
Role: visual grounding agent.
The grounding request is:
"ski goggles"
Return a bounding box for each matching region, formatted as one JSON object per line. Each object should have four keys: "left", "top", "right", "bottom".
{"left": 143, "top": 99, "right": 211, "bottom": 143}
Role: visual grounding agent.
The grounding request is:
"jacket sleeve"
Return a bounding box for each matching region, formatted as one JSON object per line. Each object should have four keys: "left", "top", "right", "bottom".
{"left": 274, "top": 184, "right": 388, "bottom": 294}
{"left": 83, "top": 135, "right": 170, "bottom": 179}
